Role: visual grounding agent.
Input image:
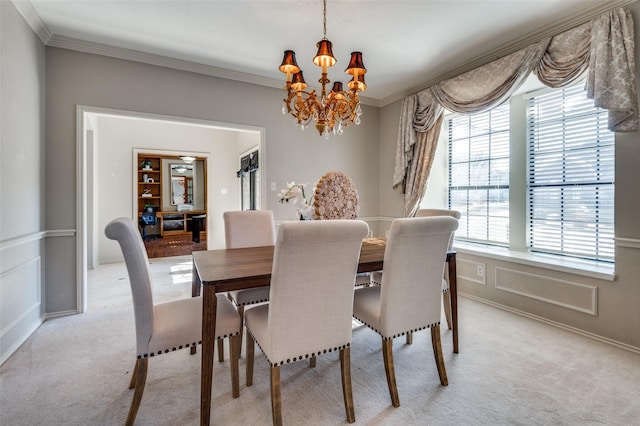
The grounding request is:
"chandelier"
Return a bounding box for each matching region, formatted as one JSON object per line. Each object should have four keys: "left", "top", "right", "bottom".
{"left": 279, "top": 0, "right": 367, "bottom": 138}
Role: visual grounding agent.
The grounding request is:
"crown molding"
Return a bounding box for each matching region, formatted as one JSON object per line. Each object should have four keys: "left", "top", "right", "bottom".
{"left": 379, "top": 0, "right": 638, "bottom": 107}
{"left": 13, "top": 0, "right": 634, "bottom": 109}
{"left": 45, "top": 35, "right": 380, "bottom": 107}
{"left": 11, "top": 0, "right": 52, "bottom": 44}
{"left": 48, "top": 35, "right": 282, "bottom": 87}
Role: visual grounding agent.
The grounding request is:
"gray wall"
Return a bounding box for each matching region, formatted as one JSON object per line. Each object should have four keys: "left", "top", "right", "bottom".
{"left": 0, "top": 1, "right": 46, "bottom": 364}
{"left": 43, "top": 46, "right": 379, "bottom": 316}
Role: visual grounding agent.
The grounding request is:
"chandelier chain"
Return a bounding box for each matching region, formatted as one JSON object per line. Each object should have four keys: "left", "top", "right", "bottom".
{"left": 322, "top": 0, "right": 327, "bottom": 39}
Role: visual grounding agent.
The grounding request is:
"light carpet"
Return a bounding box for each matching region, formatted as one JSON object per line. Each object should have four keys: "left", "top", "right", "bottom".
{"left": 1, "top": 256, "right": 639, "bottom": 425}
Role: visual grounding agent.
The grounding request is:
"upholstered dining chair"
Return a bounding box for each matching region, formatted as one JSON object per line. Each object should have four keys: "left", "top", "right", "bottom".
{"left": 244, "top": 220, "right": 369, "bottom": 425}
{"left": 416, "top": 208, "right": 461, "bottom": 329}
{"left": 105, "top": 217, "right": 241, "bottom": 426}
{"left": 224, "top": 210, "right": 276, "bottom": 357}
{"left": 352, "top": 216, "right": 458, "bottom": 407}
{"left": 371, "top": 208, "right": 461, "bottom": 334}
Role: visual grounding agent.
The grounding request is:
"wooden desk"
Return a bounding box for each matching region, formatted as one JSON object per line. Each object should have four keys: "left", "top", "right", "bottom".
{"left": 193, "top": 238, "right": 458, "bottom": 425}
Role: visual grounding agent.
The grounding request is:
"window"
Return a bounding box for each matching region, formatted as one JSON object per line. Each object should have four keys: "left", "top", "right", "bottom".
{"left": 448, "top": 104, "right": 510, "bottom": 244}
{"left": 237, "top": 150, "right": 259, "bottom": 210}
{"left": 445, "top": 80, "right": 615, "bottom": 263}
{"left": 527, "top": 84, "right": 614, "bottom": 262}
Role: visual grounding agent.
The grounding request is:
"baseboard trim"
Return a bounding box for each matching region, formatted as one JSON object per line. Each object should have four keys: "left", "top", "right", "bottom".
{"left": 45, "top": 310, "right": 79, "bottom": 320}
{"left": 0, "top": 316, "right": 43, "bottom": 366}
{"left": 460, "top": 292, "right": 640, "bottom": 355}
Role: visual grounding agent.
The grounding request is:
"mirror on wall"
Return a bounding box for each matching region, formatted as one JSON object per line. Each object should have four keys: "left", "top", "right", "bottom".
{"left": 170, "top": 163, "right": 194, "bottom": 205}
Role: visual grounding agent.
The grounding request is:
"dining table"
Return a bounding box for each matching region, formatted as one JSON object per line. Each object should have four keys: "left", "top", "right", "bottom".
{"left": 192, "top": 237, "right": 458, "bottom": 425}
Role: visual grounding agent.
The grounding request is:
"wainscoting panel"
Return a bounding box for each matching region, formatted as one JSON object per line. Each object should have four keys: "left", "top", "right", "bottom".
{"left": 458, "top": 258, "right": 486, "bottom": 285}
{"left": 495, "top": 267, "right": 597, "bottom": 315}
{"left": 0, "top": 256, "right": 43, "bottom": 365}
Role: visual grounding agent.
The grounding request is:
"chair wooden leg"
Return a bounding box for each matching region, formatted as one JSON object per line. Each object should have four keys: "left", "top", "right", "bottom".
{"left": 406, "top": 332, "right": 413, "bottom": 345}
{"left": 309, "top": 356, "right": 316, "bottom": 368}
{"left": 431, "top": 326, "right": 448, "bottom": 386}
{"left": 229, "top": 335, "right": 240, "bottom": 398}
{"left": 128, "top": 360, "right": 138, "bottom": 389}
{"left": 340, "top": 348, "right": 356, "bottom": 423}
{"left": 270, "top": 365, "right": 283, "bottom": 426}
{"left": 382, "top": 339, "right": 400, "bottom": 407}
{"left": 442, "top": 290, "right": 453, "bottom": 330}
{"left": 217, "top": 339, "right": 225, "bottom": 362}
{"left": 237, "top": 305, "right": 245, "bottom": 358}
{"left": 246, "top": 333, "right": 255, "bottom": 387}
{"left": 126, "top": 358, "right": 148, "bottom": 426}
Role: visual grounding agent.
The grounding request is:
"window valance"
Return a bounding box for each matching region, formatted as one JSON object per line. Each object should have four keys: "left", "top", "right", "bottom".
{"left": 236, "top": 151, "right": 259, "bottom": 177}
{"left": 394, "top": 6, "right": 637, "bottom": 216}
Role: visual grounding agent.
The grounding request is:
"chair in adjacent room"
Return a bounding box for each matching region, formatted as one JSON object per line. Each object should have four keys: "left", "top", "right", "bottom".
{"left": 244, "top": 220, "right": 369, "bottom": 425}
{"left": 352, "top": 216, "right": 458, "bottom": 407}
{"left": 104, "top": 217, "right": 241, "bottom": 426}
{"left": 138, "top": 211, "right": 158, "bottom": 241}
{"left": 224, "top": 210, "right": 276, "bottom": 357}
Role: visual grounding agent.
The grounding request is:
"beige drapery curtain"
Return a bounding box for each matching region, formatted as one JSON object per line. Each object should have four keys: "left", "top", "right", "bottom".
{"left": 394, "top": 6, "right": 637, "bottom": 217}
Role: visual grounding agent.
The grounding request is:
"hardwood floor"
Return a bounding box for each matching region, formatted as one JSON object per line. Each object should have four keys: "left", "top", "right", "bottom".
{"left": 143, "top": 233, "right": 207, "bottom": 258}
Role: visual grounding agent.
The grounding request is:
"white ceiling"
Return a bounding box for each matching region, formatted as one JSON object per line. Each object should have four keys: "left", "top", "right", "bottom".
{"left": 21, "top": 0, "right": 634, "bottom": 105}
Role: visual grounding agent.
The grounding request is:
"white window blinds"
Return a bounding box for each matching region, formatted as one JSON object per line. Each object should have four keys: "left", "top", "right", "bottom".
{"left": 448, "top": 104, "right": 510, "bottom": 244}
{"left": 526, "top": 84, "right": 615, "bottom": 262}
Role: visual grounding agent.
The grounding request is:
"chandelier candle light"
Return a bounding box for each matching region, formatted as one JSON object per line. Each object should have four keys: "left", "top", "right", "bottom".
{"left": 279, "top": 0, "right": 367, "bottom": 138}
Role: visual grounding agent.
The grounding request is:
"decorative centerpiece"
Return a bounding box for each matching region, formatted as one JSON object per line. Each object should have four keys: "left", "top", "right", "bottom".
{"left": 313, "top": 171, "right": 359, "bottom": 219}
{"left": 278, "top": 182, "right": 315, "bottom": 220}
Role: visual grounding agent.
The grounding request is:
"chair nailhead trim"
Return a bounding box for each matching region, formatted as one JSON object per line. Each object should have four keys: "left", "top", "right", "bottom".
{"left": 137, "top": 332, "right": 240, "bottom": 359}
{"left": 235, "top": 297, "right": 269, "bottom": 307}
{"left": 352, "top": 315, "right": 440, "bottom": 340}
{"left": 231, "top": 297, "right": 269, "bottom": 306}
{"left": 246, "top": 331, "right": 350, "bottom": 367}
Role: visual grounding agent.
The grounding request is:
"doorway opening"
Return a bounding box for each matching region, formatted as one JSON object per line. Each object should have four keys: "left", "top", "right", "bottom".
{"left": 77, "top": 105, "right": 265, "bottom": 312}
{"left": 135, "top": 151, "right": 208, "bottom": 258}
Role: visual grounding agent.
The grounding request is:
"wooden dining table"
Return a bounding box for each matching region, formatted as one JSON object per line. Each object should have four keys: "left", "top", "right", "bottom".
{"left": 192, "top": 237, "right": 458, "bottom": 425}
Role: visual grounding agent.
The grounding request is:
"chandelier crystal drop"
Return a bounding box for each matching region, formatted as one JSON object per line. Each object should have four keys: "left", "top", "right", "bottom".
{"left": 278, "top": 0, "right": 367, "bottom": 138}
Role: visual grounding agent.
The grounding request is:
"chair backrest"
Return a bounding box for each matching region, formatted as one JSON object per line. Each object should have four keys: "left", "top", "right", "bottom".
{"left": 105, "top": 217, "right": 154, "bottom": 354}
{"left": 379, "top": 216, "right": 458, "bottom": 337}
{"left": 266, "top": 220, "right": 369, "bottom": 363}
{"left": 223, "top": 210, "right": 276, "bottom": 249}
{"left": 415, "top": 209, "right": 461, "bottom": 251}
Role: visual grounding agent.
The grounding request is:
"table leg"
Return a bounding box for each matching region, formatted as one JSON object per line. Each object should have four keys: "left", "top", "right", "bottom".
{"left": 200, "top": 282, "right": 217, "bottom": 425}
{"left": 447, "top": 252, "right": 458, "bottom": 354}
{"left": 191, "top": 264, "right": 202, "bottom": 355}
{"left": 192, "top": 263, "right": 201, "bottom": 298}
{"left": 192, "top": 218, "right": 200, "bottom": 243}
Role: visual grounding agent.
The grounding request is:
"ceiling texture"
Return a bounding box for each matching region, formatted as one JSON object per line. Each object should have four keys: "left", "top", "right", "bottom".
{"left": 15, "top": 0, "right": 637, "bottom": 106}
